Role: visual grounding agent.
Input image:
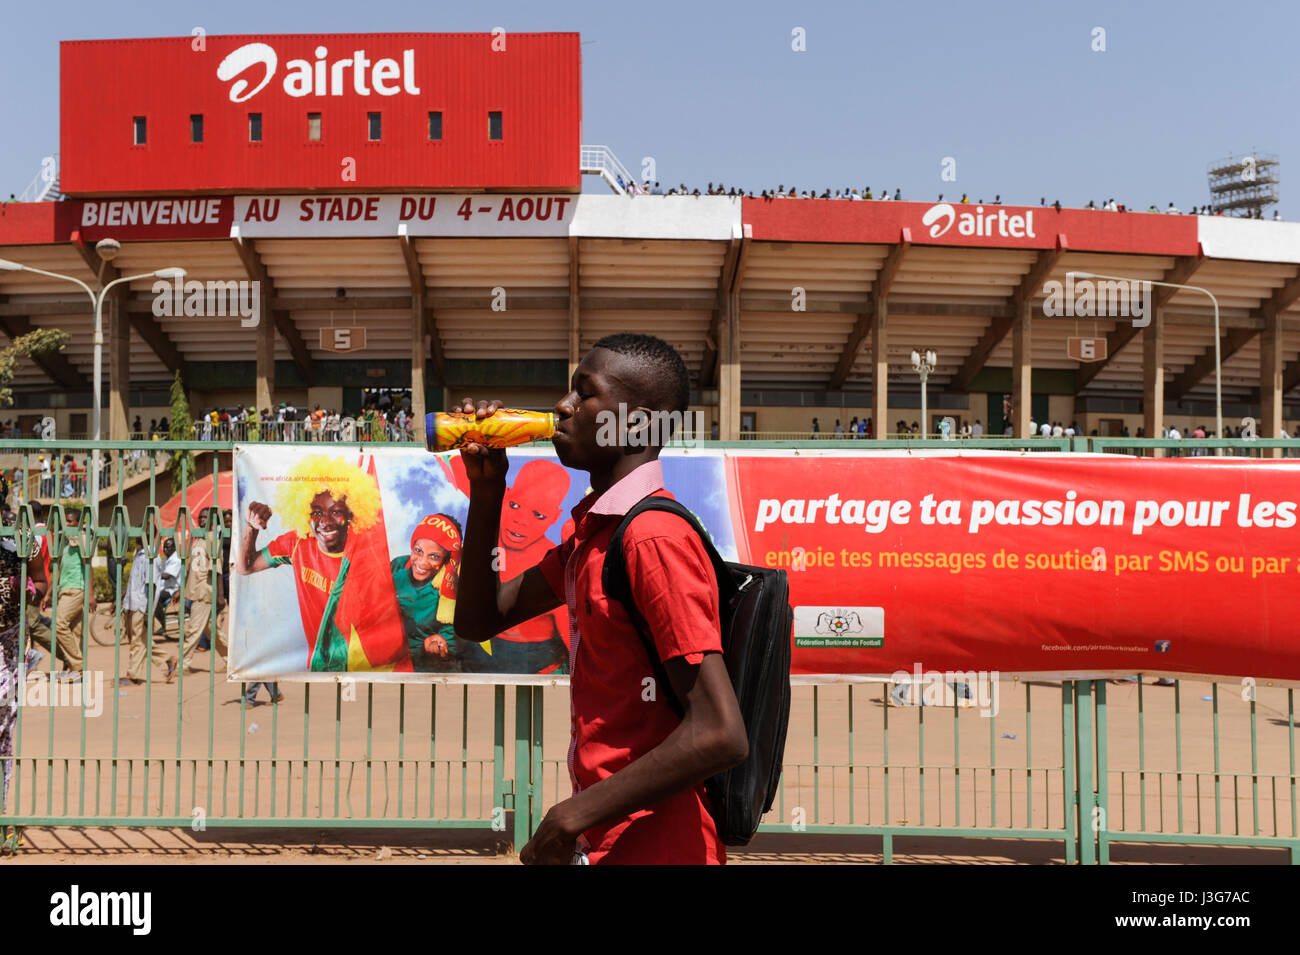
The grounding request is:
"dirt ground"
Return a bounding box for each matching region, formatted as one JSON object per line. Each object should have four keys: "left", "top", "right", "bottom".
{"left": 2, "top": 627, "right": 1297, "bottom": 864}
{"left": 5, "top": 826, "right": 1291, "bottom": 865}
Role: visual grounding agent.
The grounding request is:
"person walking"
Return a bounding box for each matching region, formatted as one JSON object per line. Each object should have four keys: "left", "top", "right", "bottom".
{"left": 0, "top": 476, "right": 48, "bottom": 853}
{"left": 122, "top": 545, "right": 172, "bottom": 684}
{"left": 43, "top": 508, "right": 86, "bottom": 680}
{"left": 179, "top": 512, "right": 215, "bottom": 676}
{"left": 152, "top": 538, "right": 181, "bottom": 639}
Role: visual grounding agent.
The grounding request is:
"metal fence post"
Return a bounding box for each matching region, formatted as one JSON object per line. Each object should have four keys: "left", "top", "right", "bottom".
{"left": 1095, "top": 681, "right": 1109, "bottom": 864}
{"left": 1062, "top": 681, "right": 1077, "bottom": 864}
{"left": 512, "top": 685, "right": 532, "bottom": 853}
{"left": 1075, "top": 681, "right": 1096, "bottom": 864}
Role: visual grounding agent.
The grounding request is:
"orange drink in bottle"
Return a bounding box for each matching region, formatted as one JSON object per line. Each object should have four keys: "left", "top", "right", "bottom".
{"left": 426, "top": 409, "right": 556, "bottom": 451}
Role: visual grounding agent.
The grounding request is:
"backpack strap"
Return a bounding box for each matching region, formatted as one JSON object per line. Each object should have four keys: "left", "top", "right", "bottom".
{"left": 601, "top": 495, "right": 736, "bottom": 717}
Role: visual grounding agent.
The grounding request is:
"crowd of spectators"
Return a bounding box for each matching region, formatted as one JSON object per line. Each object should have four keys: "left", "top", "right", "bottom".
{"left": 180, "top": 402, "right": 415, "bottom": 443}
{"left": 614, "top": 179, "right": 1283, "bottom": 219}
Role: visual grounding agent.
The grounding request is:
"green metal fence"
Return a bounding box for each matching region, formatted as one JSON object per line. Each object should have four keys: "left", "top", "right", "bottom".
{"left": 0, "top": 439, "right": 1296, "bottom": 862}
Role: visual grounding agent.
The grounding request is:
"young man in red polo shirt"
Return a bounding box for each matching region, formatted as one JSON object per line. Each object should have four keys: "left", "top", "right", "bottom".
{"left": 456, "top": 333, "right": 747, "bottom": 865}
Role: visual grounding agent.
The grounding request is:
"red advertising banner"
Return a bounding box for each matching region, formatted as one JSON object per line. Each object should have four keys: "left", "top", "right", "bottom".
{"left": 232, "top": 445, "right": 1300, "bottom": 685}
{"left": 741, "top": 198, "right": 1201, "bottom": 256}
{"left": 730, "top": 452, "right": 1300, "bottom": 683}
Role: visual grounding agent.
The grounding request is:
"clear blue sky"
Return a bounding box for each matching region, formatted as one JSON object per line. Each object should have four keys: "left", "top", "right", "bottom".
{"left": 3, "top": 0, "right": 1295, "bottom": 213}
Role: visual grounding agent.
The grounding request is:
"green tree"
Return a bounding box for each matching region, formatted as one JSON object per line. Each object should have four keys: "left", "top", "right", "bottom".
{"left": 167, "top": 370, "right": 196, "bottom": 487}
{"left": 0, "top": 328, "right": 71, "bottom": 407}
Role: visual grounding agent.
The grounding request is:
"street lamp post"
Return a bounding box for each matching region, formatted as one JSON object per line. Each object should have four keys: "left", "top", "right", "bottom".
{"left": 911, "top": 349, "right": 937, "bottom": 439}
{"left": 1067, "top": 271, "right": 1222, "bottom": 440}
{"left": 0, "top": 254, "right": 185, "bottom": 440}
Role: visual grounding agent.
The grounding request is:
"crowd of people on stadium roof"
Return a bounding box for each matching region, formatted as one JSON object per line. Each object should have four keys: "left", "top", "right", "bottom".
{"left": 613, "top": 178, "right": 1282, "bottom": 219}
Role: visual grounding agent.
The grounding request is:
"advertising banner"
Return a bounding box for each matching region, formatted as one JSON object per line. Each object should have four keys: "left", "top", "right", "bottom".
{"left": 231, "top": 446, "right": 1300, "bottom": 684}
{"left": 740, "top": 198, "right": 1201, "bottom": 256}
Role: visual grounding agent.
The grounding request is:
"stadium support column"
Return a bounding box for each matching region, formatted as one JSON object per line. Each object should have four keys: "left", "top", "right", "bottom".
{"left": 1260, "top": 303, "right": 1284, "bottom": 458}
{"left": 399, "top": 231, "right": 432, "bottom": 427}
{"left": 568, "top": 236, "right": 581, "bottom": 382}
{"left": 1012, "top": 296, "right": 1032, "bottom": 438}
{"left": 871, "top": 289, "right": 888, "bottom": 438}
{"left": 718, "top": 290, "right": 741, "bottom": 440}
{"left": 256, "top": 286, "right": 274, "bottom": 413}
{"left": 1143, "top": 301, "right": 1166, "bottom": 457}
{"left": 106, "top": 288, "right": 130, "bottom": 441}
{"left": 410, "top": 292, "right": 426, "bottom": 428}
{"left": 410, "top": 311, "right": 426, "bottom": 428}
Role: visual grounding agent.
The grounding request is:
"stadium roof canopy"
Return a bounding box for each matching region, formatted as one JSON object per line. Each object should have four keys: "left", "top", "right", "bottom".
{"left": 1, "top": 195, "right": 1299, "bottom": 412}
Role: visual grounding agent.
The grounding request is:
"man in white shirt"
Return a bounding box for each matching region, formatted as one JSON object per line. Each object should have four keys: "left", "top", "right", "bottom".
{"left": 1168, "top": 426, "right": 1182, "bottom": 440}
{"left": 1051, "top": 422, "right": 1064, "bottom": 438}
{"left": 152, "top": 538, "right": 182, "bottom": 636}
{"left": 123, "top": 545, "right": 172, "bottom": 684}
{"left": 1039, "top": 421, "right": 1052, "bottom": 438}
{"left": 971, "top": 420, "right": 984, "bottom": 438}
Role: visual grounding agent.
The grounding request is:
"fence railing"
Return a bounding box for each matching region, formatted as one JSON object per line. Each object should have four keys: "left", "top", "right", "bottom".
{"left": 0, "top": 439, "right": 1296, "bottom": 862}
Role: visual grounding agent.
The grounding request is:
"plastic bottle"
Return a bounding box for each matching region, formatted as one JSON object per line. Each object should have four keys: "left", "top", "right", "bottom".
{"left": 425, "top": 409, "right": 555, "bottom": 451}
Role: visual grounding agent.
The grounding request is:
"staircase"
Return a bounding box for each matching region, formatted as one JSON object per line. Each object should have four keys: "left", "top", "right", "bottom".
{"left": 579, "top": 145, "right": 635, "bottom": 195}
{"left": 17, "top": 154, "right": 61, "bottom": 203}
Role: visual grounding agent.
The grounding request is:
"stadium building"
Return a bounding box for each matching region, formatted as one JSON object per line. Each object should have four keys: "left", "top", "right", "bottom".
{"left": 1, "top": 31, "right": 1299, "bottom": 443}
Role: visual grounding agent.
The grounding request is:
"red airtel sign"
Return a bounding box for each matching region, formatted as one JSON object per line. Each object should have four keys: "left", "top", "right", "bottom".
{"left": 742, "top": 198, "right": 1201, "bottom": 256}
{"left": 60, "top": 33, "right": 582, "bottom": 196}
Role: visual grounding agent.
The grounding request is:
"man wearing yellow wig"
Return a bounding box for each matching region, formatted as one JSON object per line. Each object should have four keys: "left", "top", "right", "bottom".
{"left": 237, "top": 454, "right": 411, "bottom": 672}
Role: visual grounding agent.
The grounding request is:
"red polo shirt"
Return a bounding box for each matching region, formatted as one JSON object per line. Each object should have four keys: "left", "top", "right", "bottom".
{"left": 538, "top": 459, "right": 725, "bottom": 865}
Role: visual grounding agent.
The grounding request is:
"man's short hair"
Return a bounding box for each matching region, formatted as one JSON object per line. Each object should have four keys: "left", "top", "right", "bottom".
{"left": 591, "top": 333, "right": 690, "bottom": 414}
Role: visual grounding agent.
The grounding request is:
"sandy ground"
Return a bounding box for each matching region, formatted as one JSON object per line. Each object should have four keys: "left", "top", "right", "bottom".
{"left": 2, "top": 628, "right": 1296, "bottom": 864}
{"left": 5, "top": 826, "right": 1291, "bottom": 865}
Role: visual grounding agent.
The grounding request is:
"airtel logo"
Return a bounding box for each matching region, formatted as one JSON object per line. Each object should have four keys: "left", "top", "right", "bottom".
{"left": 920, "top": 203, "right": 1037, "bottom": 240}
{"left": 921, "top": 203, "right": 956, "bottom": 238}
{"left": 217, "top": 43, "right": 421, "bottom": 103}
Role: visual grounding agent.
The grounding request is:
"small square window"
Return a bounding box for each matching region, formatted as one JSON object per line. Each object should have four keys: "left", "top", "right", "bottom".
{"left": 368, "top": 112, "right": 382, "bottom": 141}
{"left": 307, "top": 112, "right": 322, "bottom": 142}
{"left": 133, "top": 116, "right": 147, "bottom": 145}
{"left": 488, "top": 111, "right": 502, "bottom": 141}
{"left": 248, "top": 113, "right": 262, "bottom": 142}
{"left": 428, "top": 111, "right": 442, "bottom": 141}
{"left": 190, "top": 114, "right": 204, "bottom": 144}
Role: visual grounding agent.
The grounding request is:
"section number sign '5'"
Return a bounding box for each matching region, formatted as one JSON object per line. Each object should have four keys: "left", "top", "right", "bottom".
{"left": 319, "top": 327, "right": 367, "bottom": 353}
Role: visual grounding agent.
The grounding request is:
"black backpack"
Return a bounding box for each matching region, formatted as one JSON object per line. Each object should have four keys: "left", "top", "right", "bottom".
{"left": 602, "top": 495, "right": 793, "bottom": 846}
